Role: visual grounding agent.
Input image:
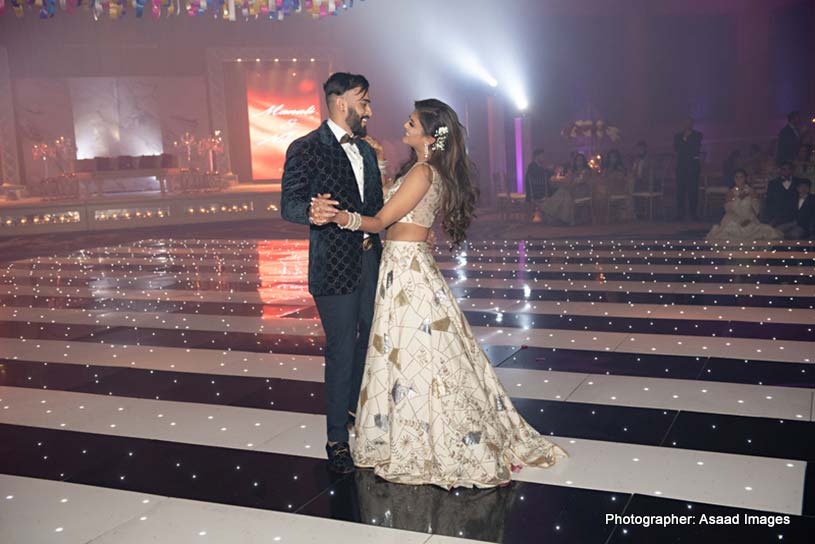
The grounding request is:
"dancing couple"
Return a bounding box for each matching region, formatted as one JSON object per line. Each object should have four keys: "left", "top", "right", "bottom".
{"left": 281, "top": 72, "right": 565, "bottom": 489}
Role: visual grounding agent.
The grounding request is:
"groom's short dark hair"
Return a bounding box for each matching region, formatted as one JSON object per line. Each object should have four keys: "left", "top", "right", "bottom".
{"left": 324, "top": 72, "right": 369, "bottom": 110}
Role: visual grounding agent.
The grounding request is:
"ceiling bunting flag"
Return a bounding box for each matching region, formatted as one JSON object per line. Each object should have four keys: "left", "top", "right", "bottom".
{"left": 2, "top": 0, "right": 359, "bottom": 18}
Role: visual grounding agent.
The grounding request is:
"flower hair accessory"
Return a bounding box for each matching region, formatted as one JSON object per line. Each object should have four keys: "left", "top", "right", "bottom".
{"left": 431, "top": 125, "right": 449, "bottom": 152}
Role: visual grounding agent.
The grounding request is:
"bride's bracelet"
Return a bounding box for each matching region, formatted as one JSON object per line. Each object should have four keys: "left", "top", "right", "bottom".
{"left": 338, "top": 211, "right": 362, "bottom": 231}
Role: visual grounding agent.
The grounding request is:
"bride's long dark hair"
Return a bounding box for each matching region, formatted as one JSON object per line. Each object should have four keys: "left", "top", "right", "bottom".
{"left": 396, "top": 99, "right": 479, "bottom": 247}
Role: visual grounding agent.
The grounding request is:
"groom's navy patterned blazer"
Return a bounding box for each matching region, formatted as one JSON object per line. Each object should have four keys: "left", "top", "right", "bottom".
{"left": 280, "top": 121, "right": 383, "bottom": 297}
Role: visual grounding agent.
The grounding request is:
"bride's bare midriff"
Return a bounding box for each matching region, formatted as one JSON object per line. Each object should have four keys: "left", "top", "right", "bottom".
{"left": 385, "top": 223, "right": 429, "bottom": 242}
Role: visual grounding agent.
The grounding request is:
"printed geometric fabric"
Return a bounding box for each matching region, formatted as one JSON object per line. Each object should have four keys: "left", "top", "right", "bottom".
{"left": 353, "top": 240, "right": 567, "bottom": 489}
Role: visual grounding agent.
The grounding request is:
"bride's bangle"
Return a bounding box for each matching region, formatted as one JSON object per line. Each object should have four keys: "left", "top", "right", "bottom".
{"left": 338, "top": 211, "right": 362, "bottom": 231}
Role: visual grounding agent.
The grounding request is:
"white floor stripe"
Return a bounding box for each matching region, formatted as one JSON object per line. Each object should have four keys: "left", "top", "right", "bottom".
{"left": 1, "top": 337, "right": 811, "bottom": 420}
{"left": 4, "top": 285, "right": 814, "bottom": 325}
{"left": 16, "top": 246, "right": 815, "bottom": 262}
{"left": 6, "top": 254, "right": 814, "bottom": 278}
{"left": 0, "top": 305, "right": 810, "bottom": 363}
{"left": 0, "top": 387, "right": 805, "bottom": 515}
{"left": 116, "top": 237, "right": 815, "bottom": 248}
{"left": 7, "top": 267, "right": 813, "bottom": 300}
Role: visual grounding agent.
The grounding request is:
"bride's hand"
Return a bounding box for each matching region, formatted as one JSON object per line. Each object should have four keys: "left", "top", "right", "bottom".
{"left": 362, "top": 136, "right": 385, "bottom": 161}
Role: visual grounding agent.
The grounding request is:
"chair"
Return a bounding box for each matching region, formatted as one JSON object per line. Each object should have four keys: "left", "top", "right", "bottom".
{"left": 495, "top": 171, "right": 511, "bottom": 219}
{"left": 700, "top": 173, "right": 729, "bottom": 218}
{"left": 506, "top": 192, "right": 529, "bottom": 221}
{"left": 632, "top": 156, "right": 667, "bottom": 221}
{"left": 572, "top": 193, "right": 593, "bottom": 224}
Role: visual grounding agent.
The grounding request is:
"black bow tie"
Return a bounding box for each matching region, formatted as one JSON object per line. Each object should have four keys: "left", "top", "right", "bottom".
{"left": 340, "top": 134, "right": 359, "bottom": 145}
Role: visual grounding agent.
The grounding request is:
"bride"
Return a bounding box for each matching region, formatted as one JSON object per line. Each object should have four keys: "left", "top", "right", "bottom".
{"left": 706, "top": 169, "right": 782, "bottom": 241}
{"left": 321, "top": 99, "right": 565, "bottom": 489}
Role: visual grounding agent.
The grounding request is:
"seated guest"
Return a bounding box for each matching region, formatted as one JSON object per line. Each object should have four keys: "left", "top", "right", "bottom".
{"left": 794, "top": 179, "right": 815, "bottom": 239}
{"left": 540, "top": 153, "right": 594, "bottom": 226}
{"left": 706, "top": 169, "right": 781, "bottom": 241}
{"left": 524, "top": 148, "right": 553, "bottom": 202}
{"left": 765, "top": 161, "right": 808, "bottom": 238}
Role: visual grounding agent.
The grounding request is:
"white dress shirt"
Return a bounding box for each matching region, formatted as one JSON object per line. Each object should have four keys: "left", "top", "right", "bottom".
{"left": 327, "top": 119, "right": 367, "bottom": 238}
{"left": 327, "top": 119, "right": 365, "bottom": 203}
{"left": 799, "top": 196, "right": 807, "bottom": 210}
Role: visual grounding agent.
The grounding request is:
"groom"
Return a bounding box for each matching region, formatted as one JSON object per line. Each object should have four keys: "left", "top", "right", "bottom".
{"left": 281, "top": 73, "right": 384, "bottom": 473}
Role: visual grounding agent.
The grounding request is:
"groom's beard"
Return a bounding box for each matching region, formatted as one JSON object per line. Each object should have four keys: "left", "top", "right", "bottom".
{"left": 346, "top": 109, "right": 369, "bottom": 138}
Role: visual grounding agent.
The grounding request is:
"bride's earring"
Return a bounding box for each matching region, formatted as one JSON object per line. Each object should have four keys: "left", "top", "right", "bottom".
{"left": 423, "top": 143, "right": 430, "bottom": 160}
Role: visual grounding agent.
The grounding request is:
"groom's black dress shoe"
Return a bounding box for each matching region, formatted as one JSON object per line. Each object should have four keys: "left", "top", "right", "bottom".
{"left": 326, "top": 442, "right": 355, "bottom": 474}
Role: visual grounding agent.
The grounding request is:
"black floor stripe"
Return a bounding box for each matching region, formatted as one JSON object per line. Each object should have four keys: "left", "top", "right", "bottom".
{"left": 95, "top": 239, "right": 815, "bottom": 251}
{"left": 1, "top": 321, "right": 809, "bottom": 387}
{"left": 495, "top": 347, "right": 815, "bottom": 389}
{"left": 5, "top": 268, "right": 814, "bottom": 289}
{"left": 435, "top": 255, "right": 815, "bottom": 267}
{"left": 0, "top": 294, "right": 269, "bottom": 318}
{"left": 5, "top": 294, "right": 809, "bottom": 340}
{"left": 30, "top": 248, "right": 815, "bottom": 267}
{"left": 461, "top": 310, "right": 812, "bottom": 341}
{"left": 449, "top": 286, "right": 815, "bottom": 309}
{"left": 2, "top": 361, "right": 814, "bottom": 461}
{"left": 442, "top": 268, "right": 815, "bottom": 284}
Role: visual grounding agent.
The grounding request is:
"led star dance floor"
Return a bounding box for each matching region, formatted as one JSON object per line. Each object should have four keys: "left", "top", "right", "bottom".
{"left": 0, "top": 238, "right": 813, "bottom": 543}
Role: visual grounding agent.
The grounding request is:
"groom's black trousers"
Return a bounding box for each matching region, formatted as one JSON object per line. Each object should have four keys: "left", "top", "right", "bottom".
{"left": 313, "top": 248, "right": 379, "bottom": 443}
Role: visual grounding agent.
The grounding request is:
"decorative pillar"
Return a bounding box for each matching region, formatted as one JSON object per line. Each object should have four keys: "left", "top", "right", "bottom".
{"left": 514, "top": 116, "right": 524, "bottom": 194}
{"left": 486, "top": 95, "right": 507, "bottom": 200}
{"left": 205, "top": 49, "right": 233, "bottom": 177}
{"left": 0, "top": 47, "right": 21, "bottom": 186}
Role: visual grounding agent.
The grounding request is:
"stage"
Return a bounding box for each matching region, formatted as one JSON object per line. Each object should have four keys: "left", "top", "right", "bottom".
{"left": 0, "top": 183, "right": 282, "bottom": 237}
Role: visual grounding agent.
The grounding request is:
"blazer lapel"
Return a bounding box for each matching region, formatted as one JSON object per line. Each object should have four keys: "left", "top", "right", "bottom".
{"left": 319, "top": 122, "right": 362, "bottom": 209}
{"left": 360, "top": 144, "right": 379, "bottom": 206}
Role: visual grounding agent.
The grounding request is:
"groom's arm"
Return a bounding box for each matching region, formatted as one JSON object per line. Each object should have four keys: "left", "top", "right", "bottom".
{"left": 281, "top": 140, "right": 313, "bottom": 226}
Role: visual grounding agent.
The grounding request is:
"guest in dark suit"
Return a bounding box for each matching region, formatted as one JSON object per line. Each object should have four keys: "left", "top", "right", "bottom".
{"left": 764, "top": 161, "right": 806, "bottom": 238}
{"left": 673, "top": 116, "right": 703, "bottom": 220}
{"left": 281, "top": 73, "right": 384, "bottom": 473}
{"left": 524, "top": 148, "right": 553, "bottom": 202}
{"left": 776, "top": 111, "right": 801, "bottom": 166}
{"left": 794, "top": 179, "right": 815, "bottom": 239}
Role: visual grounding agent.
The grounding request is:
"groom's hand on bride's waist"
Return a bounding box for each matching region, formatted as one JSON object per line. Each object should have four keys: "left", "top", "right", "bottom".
{"left": 309, "top": 193, "right": 340, "bottom": 226}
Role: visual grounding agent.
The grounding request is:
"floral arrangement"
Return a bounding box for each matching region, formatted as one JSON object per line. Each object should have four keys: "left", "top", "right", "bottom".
{"left": 560, "top": 120, "right": 621, "bottom": 143}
